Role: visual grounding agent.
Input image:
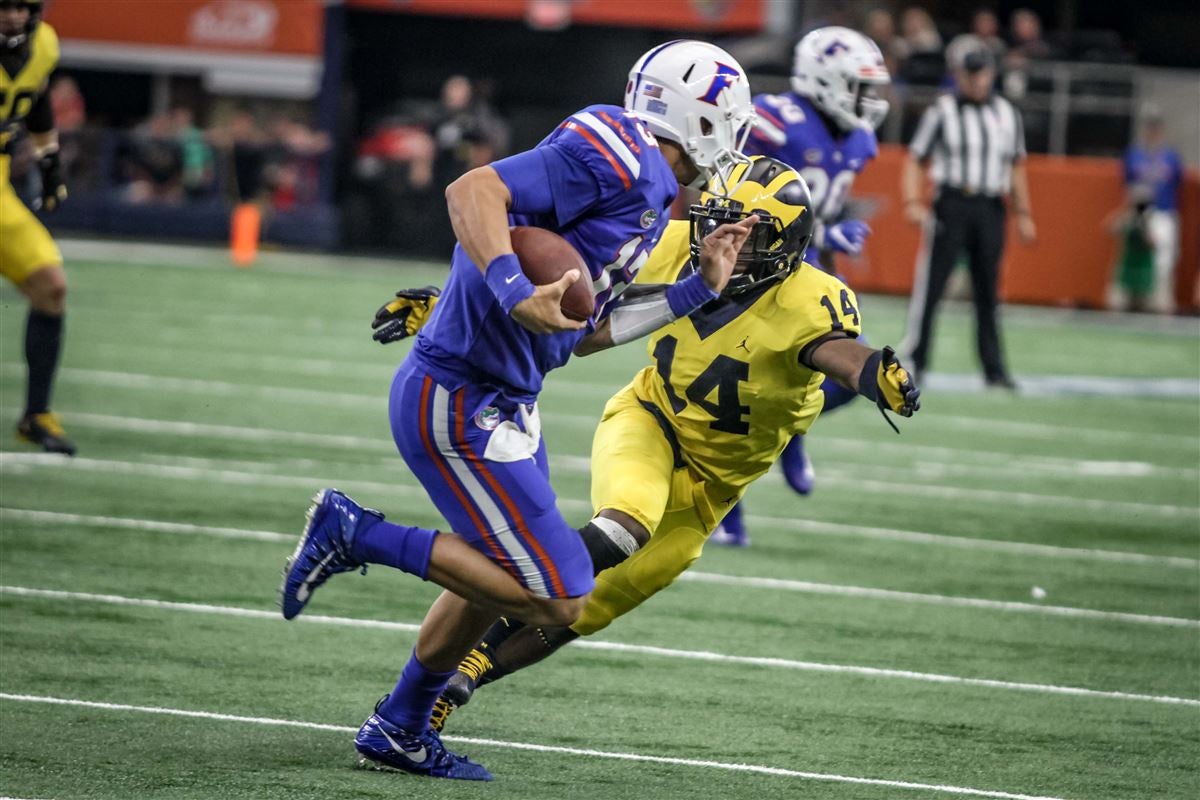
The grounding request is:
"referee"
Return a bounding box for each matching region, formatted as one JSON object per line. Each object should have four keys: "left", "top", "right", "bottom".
{"left": 900, "top": 36, "right": 1036, "bottom": 389}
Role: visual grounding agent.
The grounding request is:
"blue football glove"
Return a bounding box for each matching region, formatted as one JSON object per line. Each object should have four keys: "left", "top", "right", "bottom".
{"left": 824, "top": 219, "right": 871, "bottom": 255}
{"left": 371, "top": 286, "right": 440, "bottom": 344}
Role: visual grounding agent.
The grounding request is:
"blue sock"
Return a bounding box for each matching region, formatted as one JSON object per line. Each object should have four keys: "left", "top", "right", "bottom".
{"left": 351, "top": 519, "right": 437, "bottom": 579}
{"left": 722, "top": 502, "right": 745, "bottom": 536}
{"left": 820, "top": 375, "right": 858, "bottom": 413}
{"left": 377, "top": 650, "right": 457, "bottom": 732}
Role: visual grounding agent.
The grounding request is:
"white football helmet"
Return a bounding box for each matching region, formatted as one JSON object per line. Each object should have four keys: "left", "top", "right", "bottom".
{"left": 791, "top": 27, "right": 891, "bottom": 132}
{"left": 625, "top": 40, "right": 756, "bottom": 192}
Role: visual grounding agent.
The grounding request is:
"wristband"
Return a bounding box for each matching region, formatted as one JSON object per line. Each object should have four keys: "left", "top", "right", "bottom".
{"left": 485, "top": 253, "right": 536, "bottom": 315}
{"left": 665, "top": 270, "right": 719, "bottom": 317}
{"left": 856, "top": 350, "right": 883, "bottom": 404}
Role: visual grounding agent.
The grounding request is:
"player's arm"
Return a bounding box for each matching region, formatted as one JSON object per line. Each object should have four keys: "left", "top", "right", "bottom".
{"left": 574, "top": 215, "right": 759, "bottom": 357}
{"left": 444, "top": 158, "right": 584, "bottom": 334}
{"left": 804, "top": 337, "right": 920, "bottom": 419}
{"left": 25, "top": 83, "right": 67, "bottom": 212}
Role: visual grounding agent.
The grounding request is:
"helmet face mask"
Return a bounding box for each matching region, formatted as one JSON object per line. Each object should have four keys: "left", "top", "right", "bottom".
{"left": 625, "top": 40, "right": 756, "bottom": 189}
{"left": 689, "top": 156, "right": 815, "bottom": 296}
{"left": 0, "top": 0, "right": 42, "bottom": 50}
{"left": 791, "top": 26, "right": 891, "bottom": 132}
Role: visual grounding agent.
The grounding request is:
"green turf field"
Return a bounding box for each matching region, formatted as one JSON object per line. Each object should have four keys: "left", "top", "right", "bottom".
{"left": 2, "top": 240, "right": 1198, "bottom": 800}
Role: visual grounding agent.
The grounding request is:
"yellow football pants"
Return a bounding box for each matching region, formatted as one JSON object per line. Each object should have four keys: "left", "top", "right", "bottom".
{"left": 571, "top": 387, "right": 742, "bottom": 636}
{"left": 1, "top": 155, "right": 62, "bottom": 285}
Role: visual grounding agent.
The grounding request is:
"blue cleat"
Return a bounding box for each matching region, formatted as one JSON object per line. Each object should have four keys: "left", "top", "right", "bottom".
{"left": 779, "top": 435, "right": 815, "bottom": 496}
{"left": 279, "top": 489, "right": 378, "bottom": 620}
{"left": 355, "top": 711, "right": 493, "bottom": 781}
{"left": 710, "top": 501, "right": 749, "bottom": 547}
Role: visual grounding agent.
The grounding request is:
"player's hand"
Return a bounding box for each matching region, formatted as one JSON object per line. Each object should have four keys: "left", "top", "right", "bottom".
{"left": 825, "top": 219, "right": 871, "bottom": 255}
{"left": 1016, "top": 212, "right": 1037, "bottom": 244}
{"left": 35, "top": 149, "right": 68, "bottom": 212}
{"left": 371, "top": 285, "right": 441, "bottom": 344}
{"left": 904, "top": 201, "right": 928, "bottom": 227}
{"left": 876, "top": 346, "right": 920, "bottom": 417}
{"left": 510, "top": 270, "right": 587, "bottom": 334}
{"left": 698, "top": 214, "right": 760, "bottom": 292}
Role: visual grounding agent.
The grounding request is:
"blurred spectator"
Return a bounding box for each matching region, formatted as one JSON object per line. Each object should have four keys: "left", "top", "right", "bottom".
{"left": 263, "top": 115, "right": 331, "bottom": 210}
{"left": 1008, "top": 9, "right": 1051, "bottom": 64}
{"left": 429, "top": 75, "right": 507, "bottom": 188}
{"left": 1105, "top": 190, "right": 1156, "bottom": 312}
{"left": 1123, "top": 109, "right": 1183, "bottom": 313}
{"left": 49, "top": 75, "right": 85, "bottom": 133}
{"left": 212, "top": 107, "right": 270, "bottom": 203}
{"left": 171, "top": 106, "right": 214, "bottom": 200}
{"left": 863, "top": 8, "right": 904, "bottom": 76}
{"left": 896, "top": 7, "right": 943, "bottom": 60}
{"left": 123, "top": 111, "right": 183, "bottom": 205}
{"left": 971, "top": 8, "right": 1007, "bottom": 64}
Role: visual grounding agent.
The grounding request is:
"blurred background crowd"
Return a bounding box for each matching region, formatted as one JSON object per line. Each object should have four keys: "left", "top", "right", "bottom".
{"left": 9, "top": 0, "right": 1199, "bottom": 310}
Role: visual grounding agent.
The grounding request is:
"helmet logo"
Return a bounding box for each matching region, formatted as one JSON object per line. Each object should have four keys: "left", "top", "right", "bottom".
{"left": 697, "top": 62, "right": 741, "bottom": 106}
{"left": 821, "top": 40, "right": 850, "bottom": 60}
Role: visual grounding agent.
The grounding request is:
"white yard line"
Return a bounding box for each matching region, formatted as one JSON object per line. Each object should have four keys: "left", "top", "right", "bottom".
{"left": 0, "top": 691, "right": 1068, "bottom": 800}
{"left": 65, "top": 411, "right": 1197, "bottom": 482}
{"left": 678, "top": 572, "right": 1198, "bottom": 628}
{"left": 3, "top": 586, "right": 1195, "bottom": 709}
{"left": 3, "top": 454, "right": 1194, "bottom": 567}
{"left": 6, "top": 508, "right": 1192, "bottom": 626}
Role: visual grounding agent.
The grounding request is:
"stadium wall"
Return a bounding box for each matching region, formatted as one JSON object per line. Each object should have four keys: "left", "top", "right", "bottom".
{"left": 848, "top": 145, "right": 1200, "bottom": 310}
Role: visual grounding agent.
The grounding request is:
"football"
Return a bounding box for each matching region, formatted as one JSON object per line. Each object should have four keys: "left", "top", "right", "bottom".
{"left": 509, "top": 226, "right": 594, "bottom": 322}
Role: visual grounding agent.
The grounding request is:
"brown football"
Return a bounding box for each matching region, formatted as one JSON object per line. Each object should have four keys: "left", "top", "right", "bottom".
{"left": 509, "top": 226, "right": 594, "bottom": 322}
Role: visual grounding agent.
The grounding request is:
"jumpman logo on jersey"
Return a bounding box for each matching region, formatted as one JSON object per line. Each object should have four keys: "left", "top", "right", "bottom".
{"left": 736, "top": 337, "right": 750, "bottom": 353}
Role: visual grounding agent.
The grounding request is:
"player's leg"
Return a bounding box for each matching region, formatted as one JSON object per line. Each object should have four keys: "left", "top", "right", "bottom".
{"left": 432, "top": 392, "right": 674, "bottom": 725}
{"left": 901, "top": 198, "right": 965, "bottom": 378}
{"left": 966, "top": 201, "right": 1012, "bottom": 386}
{"left": 1, "top": 176, "right": 73, "bottom": 455}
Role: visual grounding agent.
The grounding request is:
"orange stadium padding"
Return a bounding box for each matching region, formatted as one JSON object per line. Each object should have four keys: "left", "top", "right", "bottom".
{"left": 845, "top": 145, "right": 1199, "bottom": 310}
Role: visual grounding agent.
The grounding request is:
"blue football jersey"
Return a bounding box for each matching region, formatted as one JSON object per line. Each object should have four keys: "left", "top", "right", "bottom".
{"left": 745, "top": 93, "right": 877, "bottom": 263}
{"left": 415, "top": 104, "right": 677, "bottom": 401}
{"left": 1124, "top": 145, "right": 1182, "bottom": 212}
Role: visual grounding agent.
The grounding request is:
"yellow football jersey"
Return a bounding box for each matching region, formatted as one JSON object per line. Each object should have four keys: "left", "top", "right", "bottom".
{"left": 628, "top": 219, "right": 862, "bottom": 490}
{"left": 0, "top": 21, "right": 59, "bottom": 152}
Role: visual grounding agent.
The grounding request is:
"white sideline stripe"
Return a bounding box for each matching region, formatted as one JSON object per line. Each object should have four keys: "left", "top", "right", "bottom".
{"left": 4, "top": 439, "right": 1193, "bottom": 523}
{"left": 7, "top": 359, "right": 1198, "bottom": 454}
{"left": 3, "top": 587, "right": 1196, "bottom": 710}
{"left": 0, "top": 693, "right": 1069, "bottom": 800}
{"left": 7, "top": 508, "right": 1191, "bottom": 626}
{"left": 3, "top": 454, "right": 1194, "bottom": 568}
{"left": 679, "top": 572, "right": 1199, "bottom": 628}
{"left": 65, "top": 411, "right": 1198, "bottom": 483}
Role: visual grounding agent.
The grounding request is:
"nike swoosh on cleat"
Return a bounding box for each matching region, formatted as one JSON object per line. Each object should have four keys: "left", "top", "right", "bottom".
{"left": 379, "top": 724, "right": 428, "bottom": 764}
{"left": 294, "top": 550, "right": 337, "bottom": 603}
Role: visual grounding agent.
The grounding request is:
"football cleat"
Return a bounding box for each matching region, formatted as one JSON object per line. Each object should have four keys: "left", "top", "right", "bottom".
{"left": 279, "top": 489, "right": 377, "bottom": 620}
{"left": 355, "top": 711, "right": 492, "bottom": 781}
{"left": 16, "top": 412, "right": 76, "bottom": 456}
{"left": 428, "top": 696, "right": 457, "bottom": 734}
{"left": 779, "top": 435, "right": 815, "bottom": 496}
{"left": 442, "top": 647, "right": 494, "bottom": 709}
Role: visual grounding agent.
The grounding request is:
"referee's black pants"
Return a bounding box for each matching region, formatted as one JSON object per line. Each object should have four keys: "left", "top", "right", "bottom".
{"left": 906, "top": 190, "right": 1010, "bottom": 381}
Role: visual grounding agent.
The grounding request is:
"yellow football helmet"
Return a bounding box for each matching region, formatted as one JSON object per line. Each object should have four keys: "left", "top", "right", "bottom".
{"left": 689, "top": 156, "right": 814, "bottom": 295}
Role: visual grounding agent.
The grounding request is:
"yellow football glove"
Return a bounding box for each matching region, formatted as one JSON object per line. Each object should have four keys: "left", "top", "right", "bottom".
{"left": 371, "top": 285, "right": 440, "bottom": 344}
{"left": 876, "top": 346, "right": 920, "bottom": 418}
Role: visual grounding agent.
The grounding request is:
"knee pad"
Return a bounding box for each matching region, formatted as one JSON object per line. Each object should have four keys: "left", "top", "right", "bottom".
{"left": 579, "top": 517, "right": 641, "bottom": 576}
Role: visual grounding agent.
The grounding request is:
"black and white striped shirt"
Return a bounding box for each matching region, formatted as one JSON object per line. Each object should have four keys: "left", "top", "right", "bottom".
{"left": 909, "top": 93, "right": 1026, "bottom": 197}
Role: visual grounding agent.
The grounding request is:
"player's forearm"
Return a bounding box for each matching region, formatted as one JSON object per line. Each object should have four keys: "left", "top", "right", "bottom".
{"left": 574, "top": 278, "right": 717, "bottom": 357}
{"left": 445, "top": 166, "right": 515, "bottom": 272}
{"left": 809, "top": 337, "right": 873, "bottom": 390}
{"left": 29, "top": 129, "right": 58, "bottom": 155}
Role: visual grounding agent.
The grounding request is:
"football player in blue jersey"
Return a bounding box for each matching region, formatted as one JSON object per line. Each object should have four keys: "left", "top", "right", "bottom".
{"left": 278, "top": 41, "right": 758, "bottom": 781}
{"left": 713, "top": 27, "right": 892, "bottom": 545}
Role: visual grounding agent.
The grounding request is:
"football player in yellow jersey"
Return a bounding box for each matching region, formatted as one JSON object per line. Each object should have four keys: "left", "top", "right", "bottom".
{"left": 1, "top": 0, "right": 73, "bottom": 454}
{"left": 374, "top": 155, "right": 919, "bottom": 731}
